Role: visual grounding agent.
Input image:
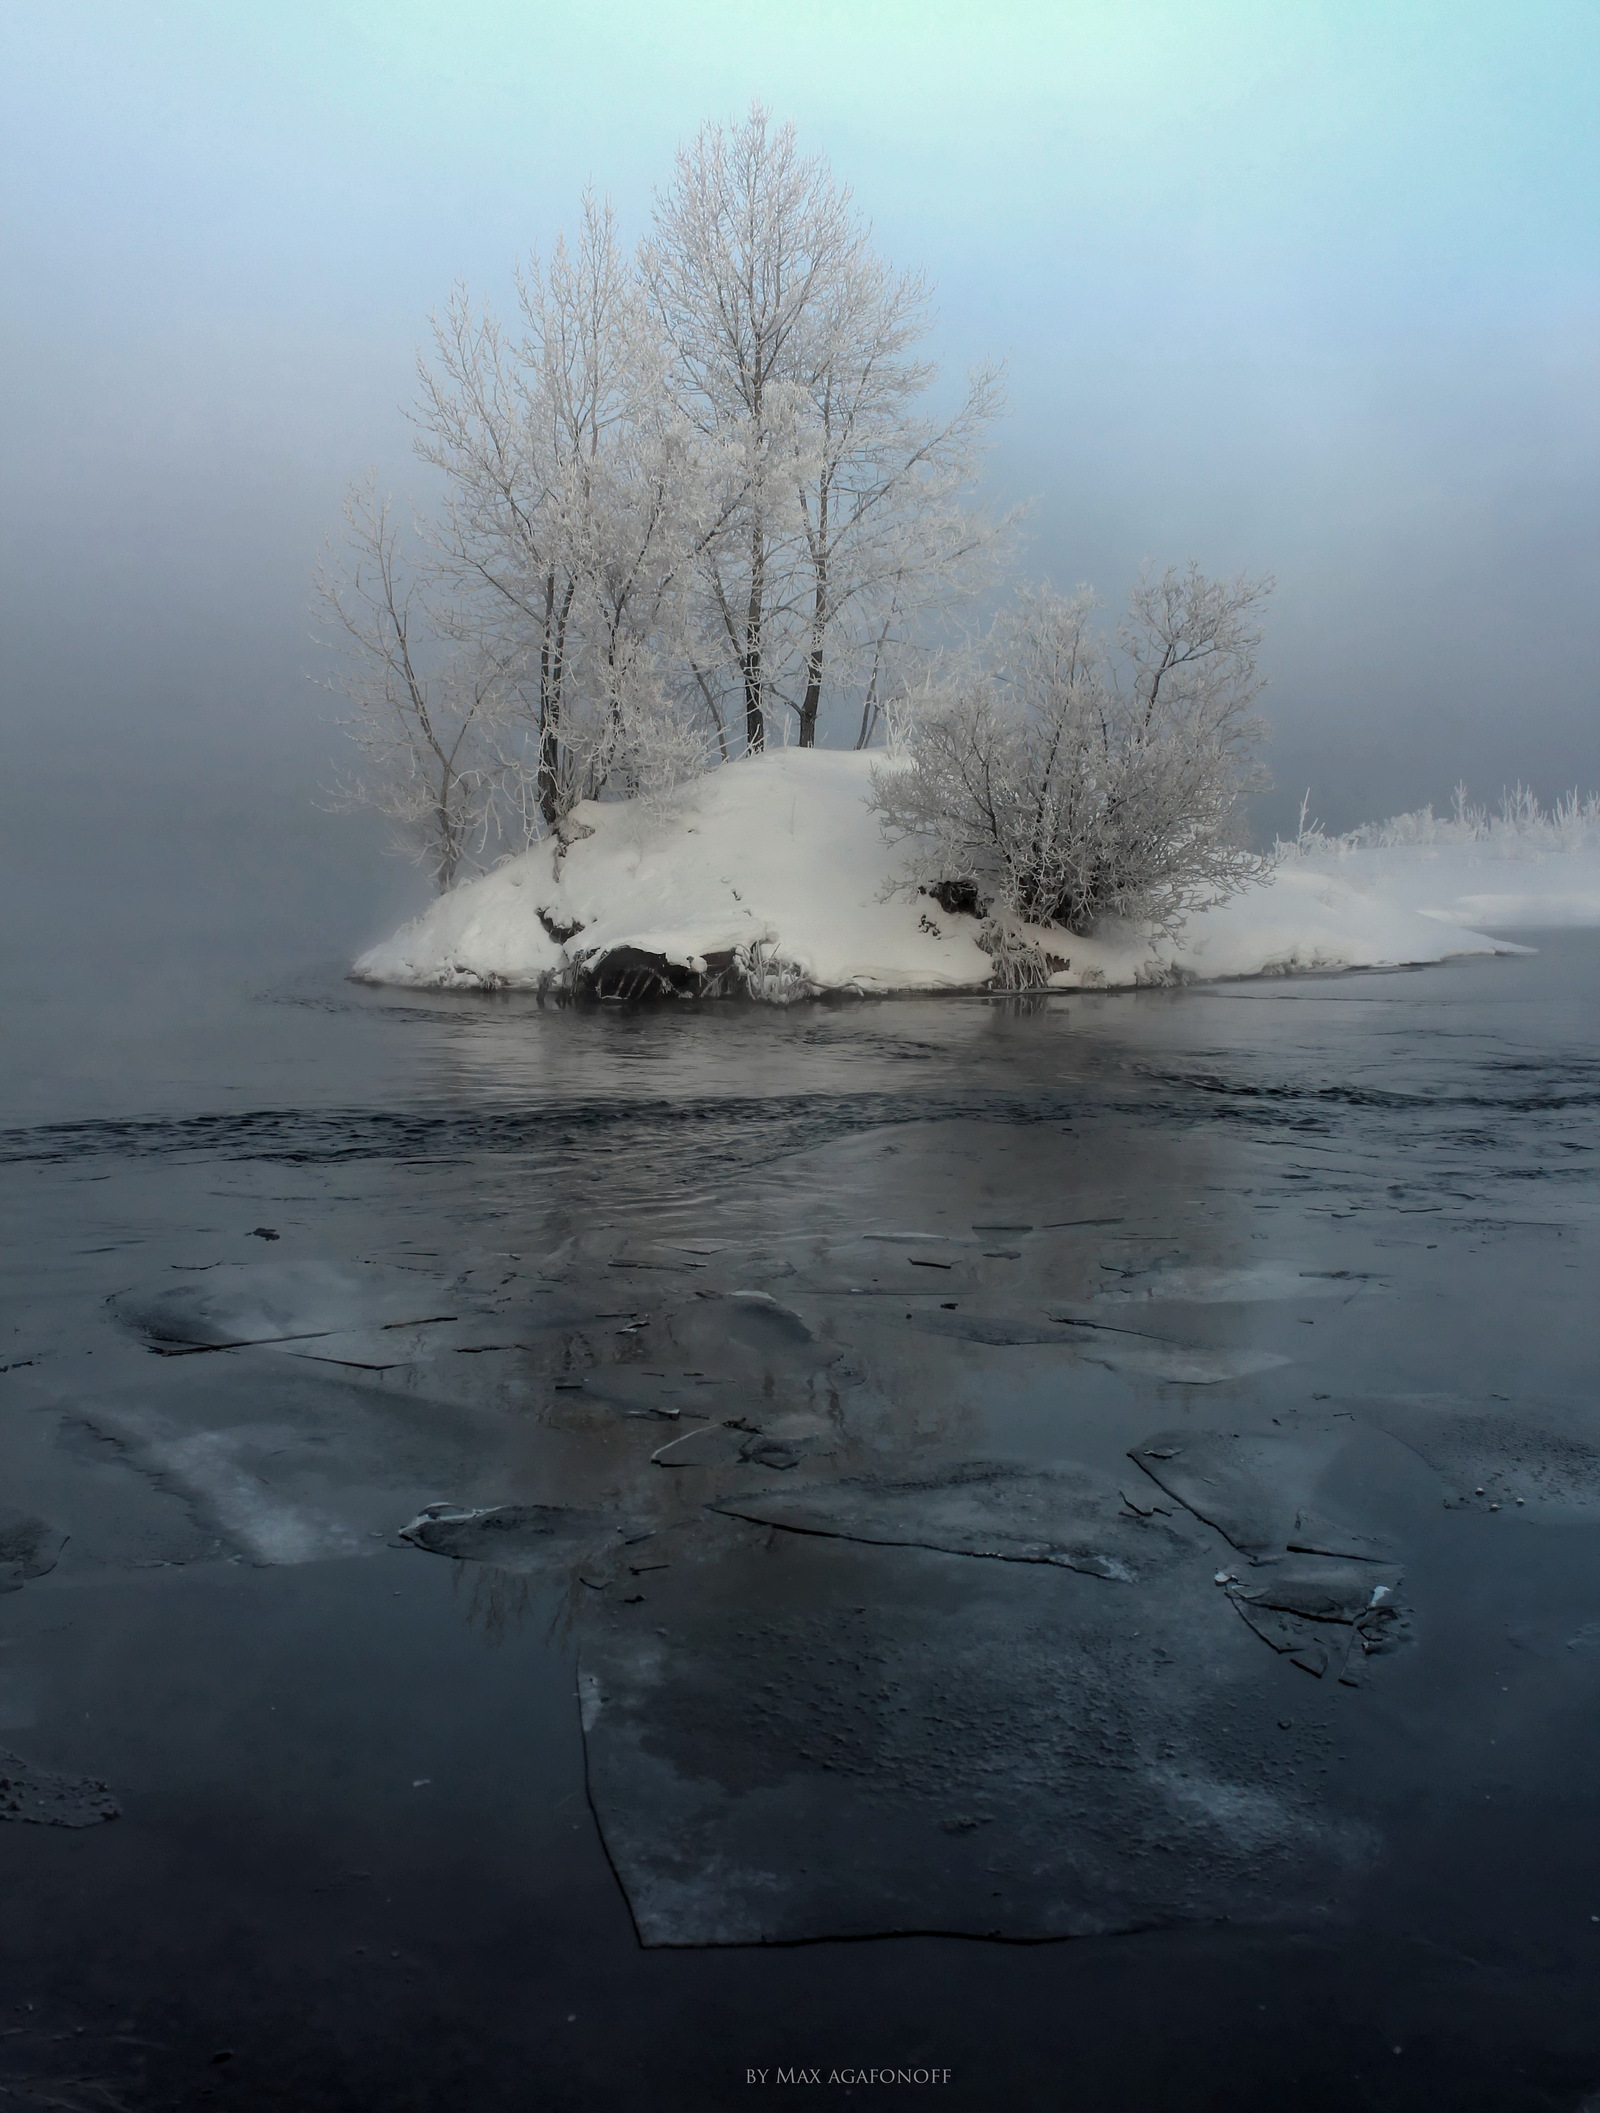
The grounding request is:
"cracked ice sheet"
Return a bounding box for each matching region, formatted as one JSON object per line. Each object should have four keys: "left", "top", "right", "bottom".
{"left": 576, "top": 1516, "right": 1377, "bottom": 1946}
{"left": 898, "top": 1308, "right": 1292, "bottom": 1383}
{"left": 1093, "top": 1264, "right": 1383, "bottom": 1304}
{"left": 1126, "top": 1423, "right": 1409, "bottom": 1682}
{"left": 713, "top": 1459, "right": 1197, "bottom": 1582}
{"left": 111, "top": 1259, "right": 478, "bottom": 1351}
{"left": 1128, "top": 1423, "right": 1388, "bottom": 1557}
{"left": 67, "top": 1359, "right": 524, "bottom": 1565}
{"left": 1359, "top": 1394, "right": 1600, "bottom": 1514}
{"left": 109, "top": 1257, "right": 596, "bottom": 1380}
{"left": 400, "top": 1502, "right": 646, "bottom": 1573}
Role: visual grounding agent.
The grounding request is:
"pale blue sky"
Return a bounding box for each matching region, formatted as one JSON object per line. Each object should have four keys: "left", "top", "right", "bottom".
{"left": 3, "top": 0, "right": 1596, "bottom": 833}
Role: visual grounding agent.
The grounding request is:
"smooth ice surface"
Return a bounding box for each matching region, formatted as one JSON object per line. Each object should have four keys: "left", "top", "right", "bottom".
{"left": 902, "top": 1308, "right": 1292, "bottom": 1379}
{"left": 576, "top": 1524, "right": 1376, "bottom": 1945}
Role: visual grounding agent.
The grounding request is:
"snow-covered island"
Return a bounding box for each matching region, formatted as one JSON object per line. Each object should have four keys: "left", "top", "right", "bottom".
{"left": 352, "top": 752, "right": 1600, "bottom": 1000}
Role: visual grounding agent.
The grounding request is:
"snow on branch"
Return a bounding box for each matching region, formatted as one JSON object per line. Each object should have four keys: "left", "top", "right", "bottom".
{"left": 871, "top": 570, "right": 1273, "bottom": 942}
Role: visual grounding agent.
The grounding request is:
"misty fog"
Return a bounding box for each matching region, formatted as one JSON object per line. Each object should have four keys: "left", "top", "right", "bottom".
{"left": 4, "top": 3, "right": 1595, "bottom": 983}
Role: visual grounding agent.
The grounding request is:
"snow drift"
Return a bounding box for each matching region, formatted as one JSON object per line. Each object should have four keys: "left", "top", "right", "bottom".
{"left": 352, "top": 751, "right": 1596, "bottom": 1000}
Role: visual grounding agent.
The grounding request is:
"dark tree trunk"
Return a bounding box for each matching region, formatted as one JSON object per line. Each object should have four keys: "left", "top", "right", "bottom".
{"left": 798, "top": 489, "right": 828, "bottom": 748}
{"left": 537, "top": 574, "right": 559, "bottom": 824}
{"left": 436, "top": 800, "right": 457, "bottom": 891}
{"left": 537, "top": 574, "right": 576, "bottom": 824}
{"left": 537, "top": 694, "right": 559, "bottom": 825}
{"left": 797, "top": 650, "right": 822, "bottom": 747}
{"left": 743, "top": 538, "right": 766, "bottom": 752}
{"left": 742, "top": 646, "right": 765, "bottom": 752}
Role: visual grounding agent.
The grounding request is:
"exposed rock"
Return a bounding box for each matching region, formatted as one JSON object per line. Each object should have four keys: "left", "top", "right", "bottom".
{"left": 572, "top": 946, "right": 741, "bottom": 1003}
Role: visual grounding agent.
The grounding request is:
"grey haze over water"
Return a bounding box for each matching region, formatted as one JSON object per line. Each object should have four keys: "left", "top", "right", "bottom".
{"left": 3, "top": 1, "right": 1596, "bottom": 974}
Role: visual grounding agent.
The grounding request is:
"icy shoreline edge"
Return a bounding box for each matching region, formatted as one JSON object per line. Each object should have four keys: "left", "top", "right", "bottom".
{"left": 352, "top": 751, "right": 1599, "bottom": 1000}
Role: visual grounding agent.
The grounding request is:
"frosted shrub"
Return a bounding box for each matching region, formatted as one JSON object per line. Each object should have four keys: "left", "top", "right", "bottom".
{"left": 1284, "top": 782, "right": 1600, "bottom": 859}
{"left": 872, "top": 570, "right": 1271, "bottom": 939}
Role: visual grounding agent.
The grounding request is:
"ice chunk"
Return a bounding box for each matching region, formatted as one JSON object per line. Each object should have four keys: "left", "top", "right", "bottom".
{"left": 1129, "top": 1425, "right": 1368, "bottom": 1554}
{"left": 652, "top": 1425, "right": 745, "bottom": 1469}
{"left": 576, "top": 1521, "right": 1377, "bottom": 1945}
{"left": 0, "top": 1749, "right": 119, "bottom": 1827}
{"left": 907, "top": 1309, "right": 1291, "bottom": 1379}
{"left": 400, "top": 1503, "right": 639, "bottom": 1572}
{"left": 715, "top": 1460, "right": 1199, "bottom": 1583}
{"left": 113, "top": 1260, "right": 469, "bottom": 1352}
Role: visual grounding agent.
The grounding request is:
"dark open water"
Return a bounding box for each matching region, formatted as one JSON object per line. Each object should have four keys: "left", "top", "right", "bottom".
{"left": 2, "top": 898, "right": 1599, "bottom": 2111}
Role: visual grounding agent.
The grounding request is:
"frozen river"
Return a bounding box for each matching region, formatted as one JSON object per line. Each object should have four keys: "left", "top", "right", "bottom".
{"left": 2, "top": 926, "right": 1598, "bottom": 2110}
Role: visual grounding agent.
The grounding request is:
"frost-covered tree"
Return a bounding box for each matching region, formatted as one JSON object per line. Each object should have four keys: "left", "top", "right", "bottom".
{"left": 642, "top": 104, "right": 1002, "bottom": 752}
{"left": 413, "top": 194, "right": 713, "bottom": 830}
{"left": 792, "top": 263, "right": 1006, "bottom": 751}
{"left": 315, "top": 482, "right": 509, "bottom": 889}
{"left": 873, "top": 569, "right": 1273, "bottom": 940}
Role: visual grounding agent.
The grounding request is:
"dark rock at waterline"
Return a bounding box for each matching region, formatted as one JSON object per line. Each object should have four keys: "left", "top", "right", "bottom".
{"left": 0, "top": 1750, "right": 119, "bottom": 1827}
{"left": 922, "top": 879, "right": 985, "bottom": 919}
{"left": 572, "top": 946, "right": 741, "bottom": 1003}
{"left": 536, "top": 905, "right": 586, "bottom": 944}
{"left": 0, "top": 1511, "right": 65, "bottom": 1592}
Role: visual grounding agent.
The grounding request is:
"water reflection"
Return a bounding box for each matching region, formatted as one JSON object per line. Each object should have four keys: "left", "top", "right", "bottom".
{"left": 4, "top": 937, "right": 1599, "bottom": 2002}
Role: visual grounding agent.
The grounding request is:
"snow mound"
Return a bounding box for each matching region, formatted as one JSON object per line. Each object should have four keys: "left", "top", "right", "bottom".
{"left": 1277, "top": 840, "right": 1600, "bottom": 936}
{"left": 352, "top": 751, "right": 1578, "bottom": 1000}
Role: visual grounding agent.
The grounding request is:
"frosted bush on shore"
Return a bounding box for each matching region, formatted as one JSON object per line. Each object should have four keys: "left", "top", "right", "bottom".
{"left": 350, "top": 749, "right": 1536, "bottom": 1002}
{"left": 1283, "top": 783, "right": 1600, "bottom": 859}
{"left": 870, "top": 570, "right": 1272, "bottom": 960}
